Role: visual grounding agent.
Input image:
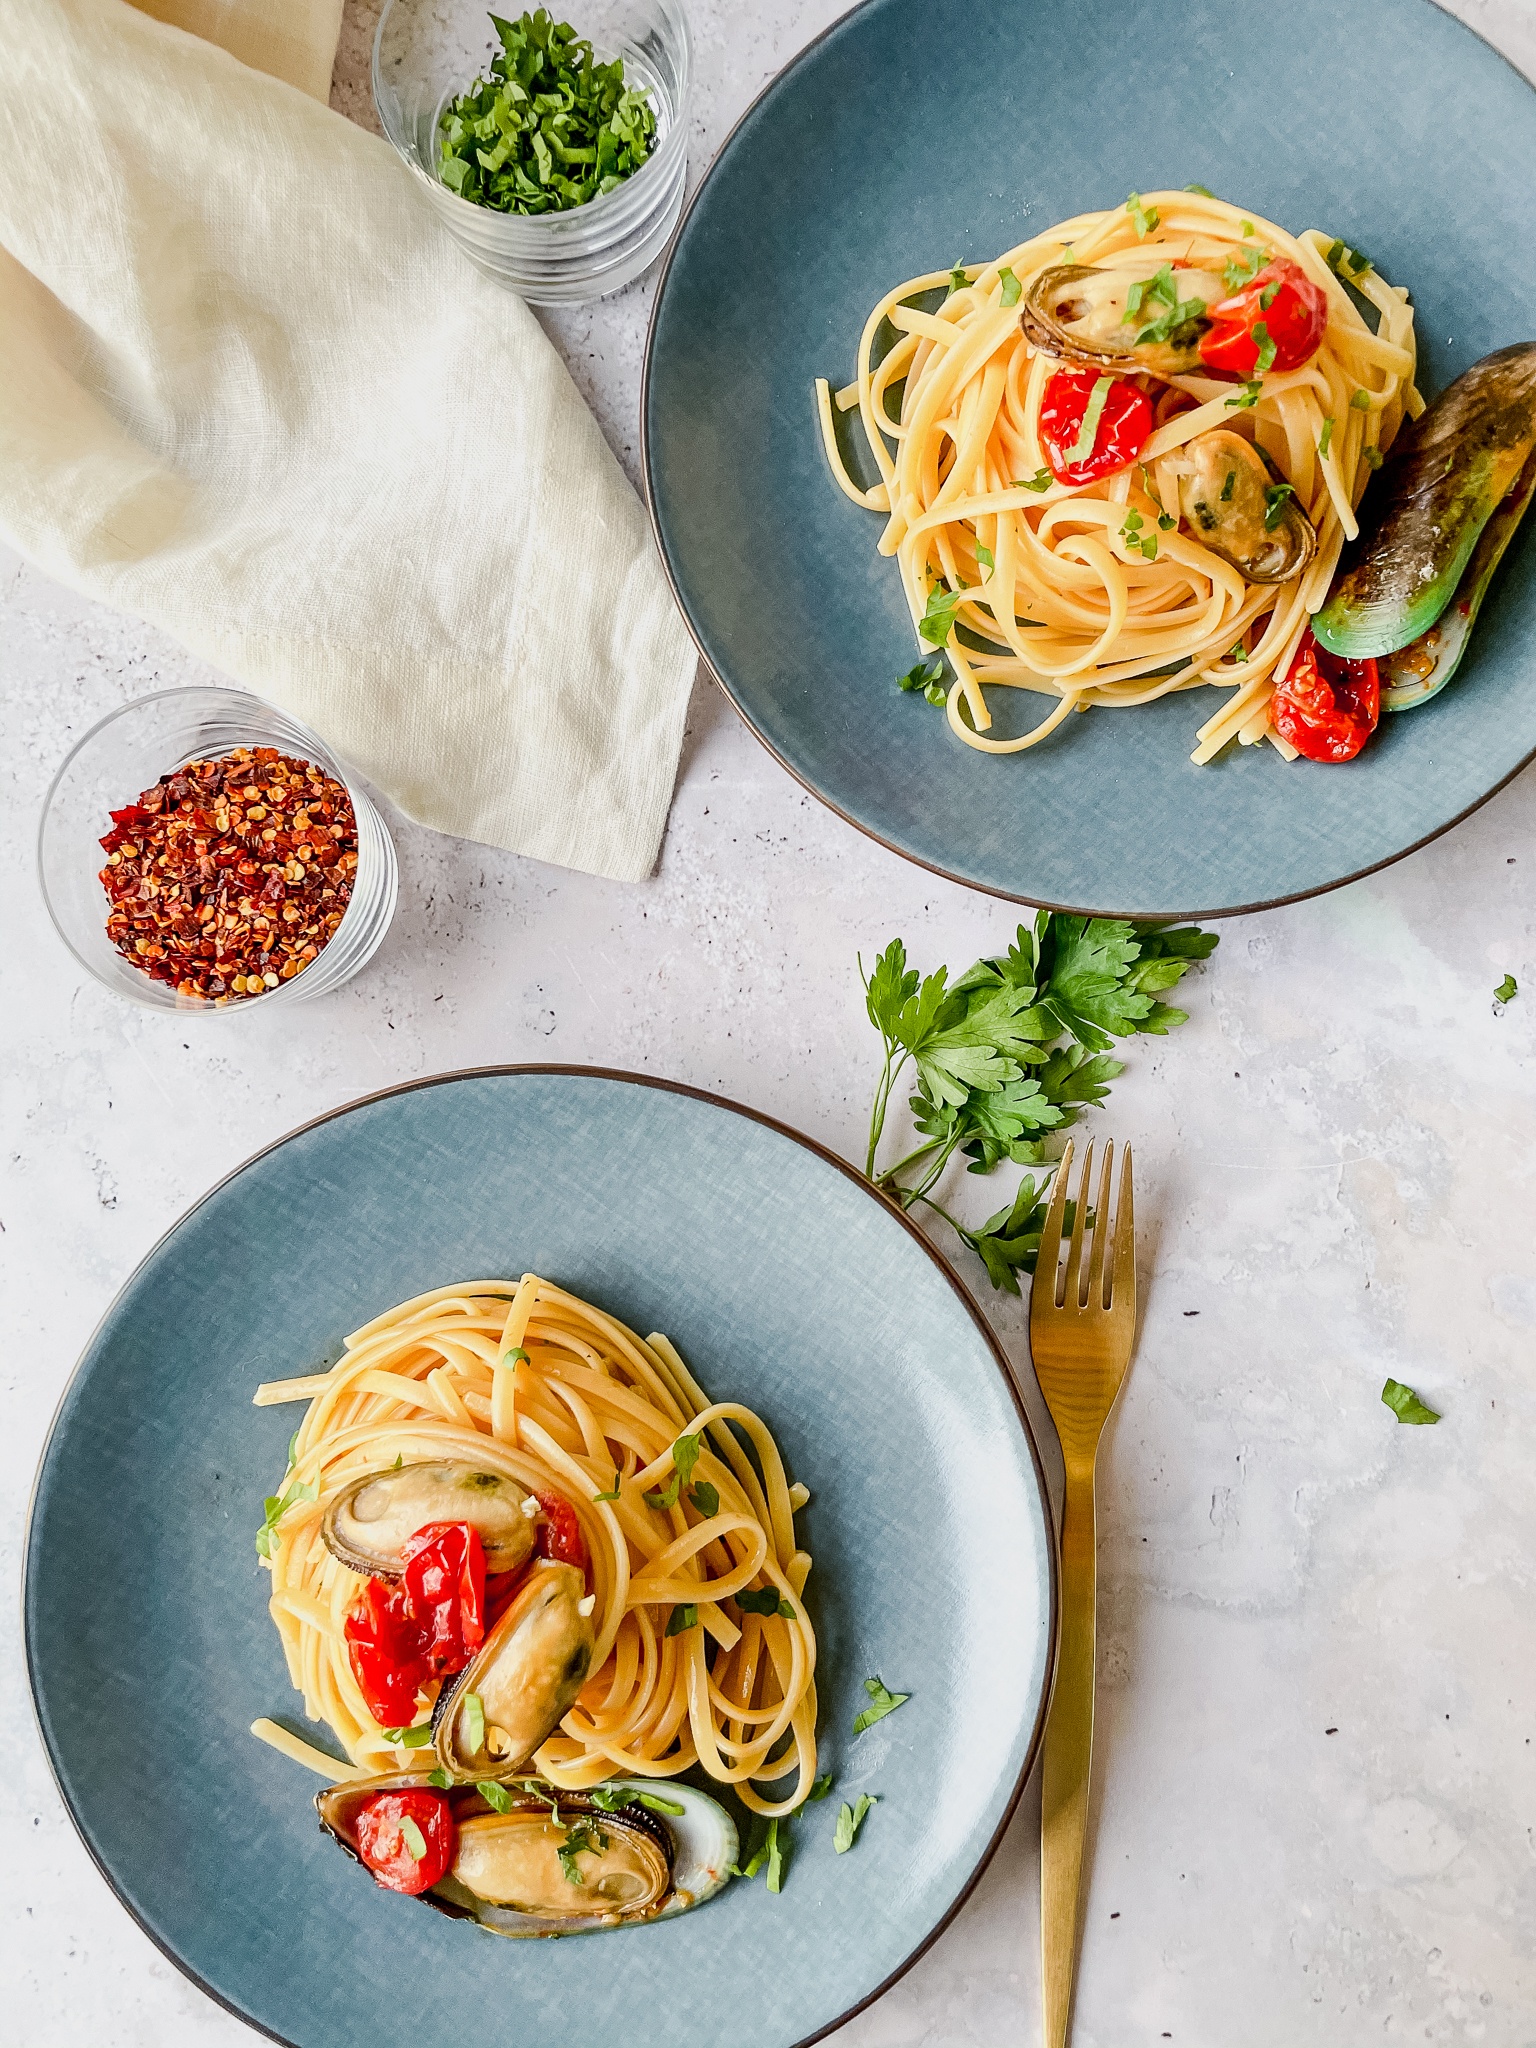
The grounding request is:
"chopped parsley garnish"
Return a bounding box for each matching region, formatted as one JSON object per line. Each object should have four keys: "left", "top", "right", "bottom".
{"left": 645, "top": 1430, "right": 701, "bottom": 1510}
{"left": 1065, "top": 376, "right": 1115, "bottom": 465}
{"left": 1220, "top": 470, "right": 1236, "bottom": 504}
{"left": 998, "top": 267, "right": 1023, "bottom": 307}
{"left": 1495, "top": 973, "right": 1518, "bottom": 1004}
{"left": 1363, "top": 445, "right": 1384, "bottom": 468}
{"left": 501, "top": 1346, "right": 530, "bottom": 1365}
{"left": 1184, "top": 182, "right": 1217, "bottom": 198}
{"left": 918, "top": 581, "right": 966, "bottom": 646}
{"left": 1135, "top": 289, "right": 1208, "bottom": 349}
{"left": 1126, "top": 191, "right": 1160, "bottom": 239}
{"left": 975, "top": 541, "right": 995, "bottom": 573}
{"left": 665, "top": 1602, "right": 699, "bottom": 1636}
{"left": 1221, "top": 245, "right": 1267, "bottom": 293}
{"left": 1259, "top": 280, "right": 1281, "bottom": 311}
{"left": 949, "top": 263, "right": 969, "bottom": 295}
{"left": 636, "top": 1791, "right": 686, "bottom": 1816}
{"left": 764, "top": 1817, "right": 788, "bottom": 1893}
{"left": 1125, "top": 263, "right": 1177, "bottom": 325}
{"left": 1263, "top": 483, "right": 1296, "bottom": 531}
{"left": 255, "top": 1474, "right": 317, "bottom": 1559}
{"left": 1158, "top": 512, "right": 1176, "bottom": 531}
{"left": 1382, "top": 1378, "right": 1441, "bottom": 1425}
{"left": 286, "top": 1431, "right": 300, "bottom": 1468}
{"left": 852, "top": 1675, "right": 911, "bottom": 1736}
{"left": 384, "top": 1721, "right": 435, "bottom": 1748}
{"left": 1119, "top": 510, "right": 1157, "bottom": 561}
{"left": 1239, "top": 219, "right": 1255, "bottom": 237}
{"left": 593, "top": 1469, "right": 623, "bottom": 1501}
{"left": 736, "top": 1585, "right": 797, "bottom": 1619}
{"left": 807, "top": 1773, "right": 835, "bottom": 1803}
{"left": 1014, "top": 469, "right": 1054, "bottom": 493}
{"left": 462, "top": 1692, "right": 486, "bottom": 1756}
{"left": 1251, "top": 320, "right": 1278, "bottom": 375}
{"left": 1229, "top": 640, "right": 1249, "bottom": 663}
{"left": 1326, "top": 239, "right": 1373, "bottom": 277}
{"left": 438, "top": 10, "right": 657, "bottom": 215}
{"left": 1224, "top": 379, "right": 1263, "bottom": 411}
{"left": 476, "top": 1780, "right": 515, "bottom": 1812}
{"left": 557, "top": 1819, "right": 608, "bottom": 1885}
{"left": 834, "top": 1794, "right": 876, "bottom": 1853}
{"left": 1351, "top": 388, "right": 1372, "bottom": 410}
{"left": 688, "top": 1479, "right": 720, "bottom": 1516}
{"left": 426, "top": 1768, "right": 452, "bottom": 1788}
{"left": 898, "top": 656, "right": 946, "bottom": 697}
{"left": 1318, "top": 416, "right": 1335, "bottom": 459}
{"left": 399, "top": 1816, "right": 428, "bottom": 1861}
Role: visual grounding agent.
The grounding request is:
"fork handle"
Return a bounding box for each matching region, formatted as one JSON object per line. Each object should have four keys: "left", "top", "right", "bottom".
{"left": 1040, "top": 1470, "right": 1097, "bottom": 2048}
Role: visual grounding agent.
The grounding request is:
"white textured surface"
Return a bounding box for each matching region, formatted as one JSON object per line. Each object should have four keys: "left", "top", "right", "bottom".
{"left": 5, "top": 1, "right": 1536, "bottom": 2042}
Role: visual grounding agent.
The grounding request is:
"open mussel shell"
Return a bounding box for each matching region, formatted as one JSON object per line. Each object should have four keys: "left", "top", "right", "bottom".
{"left": 1174, "top": 429, "right": 1317, "bottom": 584}
{"left": 433, "top": 1561, "right": 594, "bottom": 1780}
{"left": 315, "top": 1773, "right": 737, "bottom": 1938}
{"left": 1021, "top": 260, "right": 1222, "bottom": 377}
{"left": 1314, "top": 341, "right": 1536, "bottom": 663}
{"left": 320, "top": 1460, "right": 538, "bottom": 1578}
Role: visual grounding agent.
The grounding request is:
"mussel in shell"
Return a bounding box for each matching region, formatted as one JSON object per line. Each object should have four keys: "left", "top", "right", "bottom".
{"left": 316, "top": 1773, "right": 737, "bottom": 1938}
{"left": 1172, "top": 429, "right": 1318, "bottom": 584}
{"left": 1312, "top": 342, "right": 1536, "bottom": 703}
{"left": 1021, "top": 259, "right": 1224, "bottom": 378}
{"left": 321, "top": 1460, "right": 538, "bottom": 1578}
{"left": 433, "top": 1560, "right": 594, "bottom": 1780}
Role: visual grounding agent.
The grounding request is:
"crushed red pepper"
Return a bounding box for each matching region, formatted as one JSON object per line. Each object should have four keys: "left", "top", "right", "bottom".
{"left": 97, "top": 745, "right": 358, "bottom": 1003}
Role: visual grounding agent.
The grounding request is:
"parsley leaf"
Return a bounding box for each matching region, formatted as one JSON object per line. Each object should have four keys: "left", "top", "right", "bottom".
{"left": 1126, "top": 191, "right": 1160, "bottom": 238}
{"left": 1263, "top": 483, "right": 1296, "bottom": 531}
{"left": 426, "top": 1768, "right": 452, "bottom": 1788}
{"left": 1184, "top": 181, "right": 1217, "bottom": 198}
{"left": 834, "top": 1794, "right": 876, "bottom": 1853}
{"left": 665, "top": 1602, "right": 699, "bottom": 1636}
{"left": 645, "top": 1431, "right": 701, "bottom": 1510}
{"left": 975, "top": 541, "right": 995, "bottom": 572}
{"left": 807, "top": 1773, "right": 836, "bottom": 1803}
{"left": 1259, "top": 280, "right": 1281, "bottom": 310}
{"left": 853, "top": 1675, "right": 911, "bottom": 1736}
{"left": 476, "top": 1779, "right": 515, "bottom": 1812}
{"left": 689, "top": 1480, "right": 720, "bottom": 1516}
{"left": 1065, "top": 376, "right": 1115, "bottom": 466}
{"left": 399, "top": 1816, "right": 428, "bottom": 1861}
{"left": 1014, "top": 468, "right": 1054, "bottom": 493}
{"left": 898, "top": 656, "right": 946, "bottom": 698}
{"left": 998, "top": 267, "right": 1023, "bottom": 307}
{"left": 1382, "top": 1378, "right": 1441, "bottom": 1425}
{"left": 1495, "top": 973, "right": 1518, "bottom": 1004}
{"left": 1326, "top": 239, "right": 1373, "bottom": 277}
{"left": 1224, "top": 380, "right": 1263, "bottom": 411}
{"left": 255, "top": 1475, "right": 317, "bottom": 1559}
{"left": 1135, "top": 281, "right": 1208, "bottom": 348}
{"left": 461, "top": 1692, "right": 485, "bottom": 1756}
{"left": 1221, "top": 246, "right": 1267, "bottom": 294}
{"left": 557, "top": 1819, "right": 608, "bottom": 1885}
{"left": 918, "top": 582, "right": 966, "bottom": 646}
{"left": 764, "top": 1816, "right": 789, "bottom": 1893}
{"left": 593, "top": 1469, "right": 623, "bottom": 1501}
{"left": 736, "top": 1585, "right": 797, "bottom": 1619}
{"left": 949, "top": 263, "right": 969, "bottom": 294}
{"left": 1363, "top": 445, "right": 1383, "bottom": 469}
{"left": 1318, "top": 416, "right": 1335, "bottom": 459}
{"left": 384, "top": 1722, "right": 435, "bottom": 1748}
{"left": 1251, "top": 321, "right": 1278, "bottom": 376}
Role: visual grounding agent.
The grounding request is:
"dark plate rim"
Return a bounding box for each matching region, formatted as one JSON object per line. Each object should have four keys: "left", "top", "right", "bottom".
{"left": 23, "top": 1061, "right": 1059, "bottom": 2048}
{"left": 640, "top": 0, "right": 1536, "bottom": 923}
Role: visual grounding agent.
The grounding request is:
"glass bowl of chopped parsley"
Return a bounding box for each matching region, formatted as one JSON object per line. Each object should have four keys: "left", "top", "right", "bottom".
{"left": 373, "top": 1, "right": 691, "bottom": 302}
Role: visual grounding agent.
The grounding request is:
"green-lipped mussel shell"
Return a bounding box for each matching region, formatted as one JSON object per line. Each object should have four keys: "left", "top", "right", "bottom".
{"left": 1020, "top": 260, "right": 1222, "bottom": 379}
{"left": 433, "top": 1561, "right": 594, "bottom": 1780}
{"left": 1175, "top": 428, "right": 1317, "bottom": 584}
{"left": 1314, "top": 342, "right": 1536, "bottom": 661}
{"left": 1382, "top": 442, "right": 1536, "bottom": 708}
{"left": 320, "top": 1459, "right": 539, "bottom": 1578}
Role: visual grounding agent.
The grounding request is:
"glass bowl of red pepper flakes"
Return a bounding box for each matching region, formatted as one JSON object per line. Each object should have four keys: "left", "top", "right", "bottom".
{"left": 38, "top": 688, "right": 398, "bottom": 1011}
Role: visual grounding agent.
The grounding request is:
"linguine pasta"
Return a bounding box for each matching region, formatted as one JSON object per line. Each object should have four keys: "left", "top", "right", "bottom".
{"left": 253, "top": 1274, "right": 818, "bottom": 1815}
{"left": 816, "top": 189, "right": 1421, "bottom": 760}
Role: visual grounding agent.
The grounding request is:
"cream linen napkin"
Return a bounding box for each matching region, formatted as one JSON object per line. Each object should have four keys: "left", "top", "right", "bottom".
{"left": 0, "top": 0, "right": 697, "bottom": 882}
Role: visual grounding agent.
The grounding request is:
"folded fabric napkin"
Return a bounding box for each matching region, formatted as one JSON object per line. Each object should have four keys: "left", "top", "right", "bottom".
{"left": 0, "top": 0, "right": 696, "bottom": 881}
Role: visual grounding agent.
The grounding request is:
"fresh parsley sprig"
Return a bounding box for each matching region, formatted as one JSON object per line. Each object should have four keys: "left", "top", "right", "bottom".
{"left": 852, "top": 1676, "right": 910, "bottom": 1735}
{"left": 834, "top": 1793, "right": 877, "bottom": 1853}
{"left": 255, "top": 1472, "right": 317, "bottom": 1559}
{"left": 859, "top": 915, "right": 1217, "bottom": 1292}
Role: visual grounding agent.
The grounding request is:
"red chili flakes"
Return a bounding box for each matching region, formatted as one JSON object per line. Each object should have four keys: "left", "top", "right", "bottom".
{"left": 97, "top": 746, "right": 358, "bottom": 1004}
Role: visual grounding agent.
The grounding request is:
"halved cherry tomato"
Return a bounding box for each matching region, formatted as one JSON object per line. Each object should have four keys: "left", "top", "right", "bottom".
{"left": 483, "top": 1567, "right": 529, "bottom": 1630}
{"left": 533, "top": 1489, "right": 588, "bottom": 1572}
{"left": 400, "top": 1522, "right": 485, "bottom": 1673}
{"left": 1271, "top": 628, "right": 1380, "bottom": 761}
{"left": 355, "top": 1788, "right": 456, "bottom": 1895}
{"left": 1199, "top": 258, "right": 1327, "bottom": 378}
{"left": 344, "top": 1578, "right": 430, "bottom": 1726}
{"left": 1038, "top": 367, "right": 1153, "bottom": 486}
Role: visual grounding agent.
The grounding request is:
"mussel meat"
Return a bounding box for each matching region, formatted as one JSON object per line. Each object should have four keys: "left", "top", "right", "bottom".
{"left": 321, "top": 1460, "right": 539, "bottom": 1578}
{"left": 434, "top": 1560, "right": 594, "bottom": 1780}
{"left": 1021, "top": 258, "right": 1225, "bottom": 378}
{"left": 316, "top": 1773, "right": 737, "bottom": 1938}
{"left": 1313, "top": 342, "right": 1536, "bottom": 700}
{"left": 1172, "top": 429, "right": 1318, "bottom": 583}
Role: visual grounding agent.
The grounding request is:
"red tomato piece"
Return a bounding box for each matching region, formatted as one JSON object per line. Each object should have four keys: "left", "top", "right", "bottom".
{"left": 1199, "top": 258, "right": 1328, "bottom": 378}
{"left": 354, "top": 1788, "right": 456, "bottom": 1895}
{"left": 483, "top": 1567, "right": 530, "bottom": 1630}
{"left": 1039, "top": 368, "right": 1153, "bottom": 486}
{"left": 344, "top": 1579, "right": 431, "bottom": 1726}
{"left": 1271, "top": 629, "right": 1380, "bottom": 762}
{"left": 400, "top": 1522, "right": 486, "bottom": 1673}
{"left": 533, "top": 1489, "right": 588, "bottom": 1572}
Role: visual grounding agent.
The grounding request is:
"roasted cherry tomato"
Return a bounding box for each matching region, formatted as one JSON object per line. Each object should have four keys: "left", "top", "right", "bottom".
{"left": 533, "top": 1488, "right": 588, "bottom": 1572}
{"left": 1271, "top": 628, "right": 1380, "bottom": 761}
{"left": 344, "top": 1578, "right": 430, "bottom": 1726}
{"left": 400, "top": 1522, "right": 486, "bottom": 1673}
{"left": 483, "top": 1567, "right": 530, "bottom": 1630}
{"left": 354, "top": 1788, "right": 456, "bottom": 1895}
{"left": 1199, "top": 258, "right": 1328, "bottom": 378}
{"left": 1038, "top": 367, "right": 1153, "bottom": 486}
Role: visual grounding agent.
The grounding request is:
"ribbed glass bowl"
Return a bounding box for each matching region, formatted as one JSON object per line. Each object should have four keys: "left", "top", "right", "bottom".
{"left": 372, "top": 0, "right": 691, "bottom": 303}
{"left": 37, "top": 688, "right": 398, "bottom": 1014}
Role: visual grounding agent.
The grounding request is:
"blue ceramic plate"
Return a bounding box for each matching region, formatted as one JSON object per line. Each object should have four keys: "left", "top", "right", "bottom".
{"left": 25, "top": 1070, "right": 1054, "bottom": 2048}
{"left": 644, "top": 0, "right": 1536, "bottom": 917}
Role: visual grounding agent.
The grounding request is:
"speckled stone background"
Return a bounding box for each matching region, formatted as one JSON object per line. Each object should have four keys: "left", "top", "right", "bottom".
{"left": 5, "top": 2, "right": 1536, "bottom": 2043}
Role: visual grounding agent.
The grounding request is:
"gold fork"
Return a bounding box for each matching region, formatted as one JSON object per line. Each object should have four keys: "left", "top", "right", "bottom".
{"left": 1029, "top": 1136, "right": 1138, "bottom": 2048}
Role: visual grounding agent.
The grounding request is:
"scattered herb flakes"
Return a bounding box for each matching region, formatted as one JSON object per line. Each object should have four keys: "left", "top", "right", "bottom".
{"left": 426, "top": 1768, "right": 452, "bottom": 1788}
{"left": 764, "top": 1817, "right": 789, "bottom": 1893}
{"left": 919, "top": 581, "right": 967, "bottom": 646}
{"left": 736, "top": 1585, "right": 797, "bottom": 1619}
{"left": 593, "top": 1470, "right": 623, "bottom": 1502}
{"left": 1220, "top": 470, "right": 1237, "bottom": 504}
{"left": 1066, "top": 376, "right": 1115, "bottom": 466}
{"left": 1382, "top": 1378, "right": 1441, "bottom": 1425}
{"left": 462, "top": 1691, "right": 486, "bottom": 1756}
{"left": 853, "top": 1676, "right": 911, "bottom": 1736}
{"left": 1495, "top": 973, "right": 1518, "bottom": 1004}
{"left": 1126, "top": 191, "right": 1160, "bottom": 239}
{"left": 399, "top": 1816, "right": 428, "bottom": 1861}
{"left": 1239, "top": 218, "right": 1255, "bottom": 237}
{"left": 1318, "top": 415, "right": 1335, "bottom": 459}
{"left": 286, "top": 1431, "right": 300, "bottom": 1468}
{"left": 1221, "top": 245, "right": 1267, "bottom": 294}
{"left": 898, "top": 655, "right": 946, "bottom": 700}
{"left": 1251, "top": 320, "right": 1278, "bottom": 376}
{"left": 1184, "top": 181, "right": 1217, "bottom": 198}
{"left": 438, "top": 9, "right": 658, "bottom": 216}
{"left": 1363, "top": 445, "right": 1384, "bottom": 468}
{"left": 1259, "top": 280, "right": 1281, "bottom": 311}
{"left": 1326, "top": 239, "right": 1374, "bottom": 278}
{"left": 645, "top": 1430, "right": 701, "bottom": 1511}
{"left": 1351, "top": 388, "right": 1373, "bottom": 411}
{"left": 688, "top": 1479, "right": 720, "bottom": 1516}
{"left": 557, "top": 1819, "right": 607, "bottom": 1885}
{"left": 998, "top": 267, "right": 1023, "bottom": 307}
{"left": 807, "top": 1773, "right": 836, "bottom": 1803}
{"left": 1014, "top": 468, "right": 1054, "bottom": 493}
{"left": 1158, "top": 512, "right": 1176, "bottom": 531}
{"left": 384, "top": 1721, "right": 435, "bottom": 1748}
{"left": 1224, "top": 379, "right": 1263, "bottom": 411}
{"left": 949, "top": 263, "right": 969, "bottom": 295}
{"left": 636, "top": 1791, "right": 686, "bottom": 1816}
{"left": 1229, "top": 640, "right": 1249, "bottom": 663}
{"left": 476, "top": 1779, "right": 515, "bottom": 1812}
{"left": 502, "top": 1346, "right": 530, "bottom": 1366}
{"left": 1263, "top": 482, "right": 1296, "bottom": 531}
{"left": 255, "top": 1475, "right": 317, "bottom": 1559}
{"left": 665, "top": 1602, "right": 699, "bottom": 1636}
{"left": 834, "top": 1794, "right": 877, "bottom": 1853}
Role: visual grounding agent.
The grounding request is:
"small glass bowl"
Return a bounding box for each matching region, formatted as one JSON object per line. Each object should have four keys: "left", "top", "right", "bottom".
{"left": 37, "top": 688, "right": 399, "bottom": 1014}
{"left": 372, "top": 0, "right": 691, "bottom": 304}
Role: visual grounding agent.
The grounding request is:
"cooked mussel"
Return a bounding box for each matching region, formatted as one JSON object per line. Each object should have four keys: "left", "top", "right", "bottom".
{"left": 1313, "top": 342, "right": 1536, "bottom": 678}
{"left": 433, "top": 1561, "right": 594, "bottom": 1780}
{"left": 321, "top": 1460, "right": 538, "bottom": 1578}
{"left": 1021, "top": 259, "right": 1224, "bottom": 378}
{"left": 316, "top": 1772, "right": 737, "bottom": 1938}
{"left": 1172, "top": 428, "right": 1317, "bottom": 583}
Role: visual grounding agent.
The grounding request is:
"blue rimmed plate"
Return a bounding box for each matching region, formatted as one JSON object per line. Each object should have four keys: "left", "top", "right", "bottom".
{"left": 643, "top": 0, "right": 1536, "bottom": 917}
{"left": 25, "top": 1068, "right": 1054, "bottom": 2048}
